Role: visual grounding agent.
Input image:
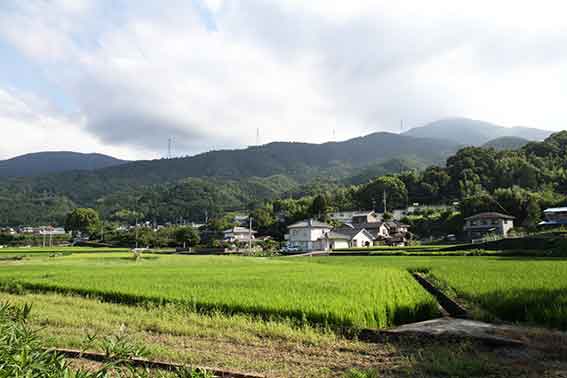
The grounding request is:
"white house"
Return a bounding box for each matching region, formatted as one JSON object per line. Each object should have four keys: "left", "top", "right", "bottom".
{"left": 325, "top": 228, "right": 375, "bottom": 249}
{"left": 285, "top": 219, "right": 332, "bottom": 251}
{"left": 223, "top": 227, "right": 256, "bottom": 243}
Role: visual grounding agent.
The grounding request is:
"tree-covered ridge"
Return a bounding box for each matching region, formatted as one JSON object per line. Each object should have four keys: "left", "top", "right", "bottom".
{"left": 0, "top": 131, "right": 566, "bottom": 229}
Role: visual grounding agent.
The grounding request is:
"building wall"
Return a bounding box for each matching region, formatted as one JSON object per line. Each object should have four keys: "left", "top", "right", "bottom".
{"left": 351, "top": 232, "right": 373, "bottom": 248}
{"left": 500, "top": 219, "right": 514, "bottom": 236}
{"left": 331, "top": 240, "right": 349, "bottom": 249}
{"left": 287, "top": 226, "right": 331, "bottom": 251}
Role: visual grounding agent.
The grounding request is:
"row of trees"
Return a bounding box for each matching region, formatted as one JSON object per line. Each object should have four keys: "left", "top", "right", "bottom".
{"left": 63, "top": 208, "right": 200, "bottom": 248}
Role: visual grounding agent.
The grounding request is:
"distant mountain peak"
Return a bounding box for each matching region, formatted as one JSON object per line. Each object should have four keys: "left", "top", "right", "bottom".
{"left": 0, "top": 151, "right": 127, "bottom": 178}
{"left": 403, "top": 117, "right": 552, "bottom": 146}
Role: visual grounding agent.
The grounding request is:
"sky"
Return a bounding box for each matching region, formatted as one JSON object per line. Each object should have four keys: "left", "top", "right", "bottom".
{"left": 0, "top": 0, "right": 566, "bottom": 160}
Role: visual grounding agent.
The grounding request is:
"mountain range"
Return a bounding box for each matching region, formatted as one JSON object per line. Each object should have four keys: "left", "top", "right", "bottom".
{"left": 0, "top": 118, "right": 553, "bottom": 180}
{"left": 0, "top": 117, "right": 559, "bottom": 225}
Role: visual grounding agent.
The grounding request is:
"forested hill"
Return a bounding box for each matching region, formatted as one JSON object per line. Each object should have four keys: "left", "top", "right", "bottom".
{"left": 80, "top": 131, "right": 457, "bottom": 181}
{"left": 0, "top": 132, "right": 458, "bottom": 201}
{"left": 2, "top": 131, "right": 567, "bottom": 226}
{"left": 403, "top": 118, "right": 551, "bottom": 145}
{"left": 0, "top": 132, "right": 459, "bottom": 225}
{"left": 0, "top": 152, "right": 126, "bottom": 178}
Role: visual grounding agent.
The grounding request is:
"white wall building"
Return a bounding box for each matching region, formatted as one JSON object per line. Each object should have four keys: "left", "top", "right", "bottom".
{"left": 325, "top": 228, "right": 375, "bottom": 249}
{"left": 285, "top": 219, "right": 332, "bottom": 251}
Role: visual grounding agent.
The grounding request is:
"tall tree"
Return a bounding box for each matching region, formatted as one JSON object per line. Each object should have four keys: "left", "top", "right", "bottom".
{"left": 356, "top": 176, "right": 408, "bottom": 211}
{"left": 64, "top": 208, "right": 100, "bottom": 236}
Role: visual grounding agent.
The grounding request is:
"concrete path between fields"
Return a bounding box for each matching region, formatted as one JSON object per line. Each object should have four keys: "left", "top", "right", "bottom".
{"left": 383, "top": 317, "right": 567, "bottom": 351}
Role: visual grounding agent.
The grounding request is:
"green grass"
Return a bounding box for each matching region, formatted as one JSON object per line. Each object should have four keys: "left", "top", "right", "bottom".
{"left": 2, "top": 252, "right": 566, "bottom": 331}
{"left": 314, "top": 256, "right": 567, "bottom": 330}
{"left": 0, "top": 253, "right": 439, "bottom": 329}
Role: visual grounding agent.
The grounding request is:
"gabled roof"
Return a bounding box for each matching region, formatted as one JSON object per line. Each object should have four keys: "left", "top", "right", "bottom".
{"left": 345, "top": 222, "right": 385, "bottom": 230}
{"left": 326, "top": 228, "right": 374, "bottom": 241}
{"left": 464, "top": 212, "right": 515, "bottom": 221}
{"left": 384, "top": 221, "right": 410, "bottom": 229}
{"left": 288, "top": 219, "right": 332, "bottom": 229}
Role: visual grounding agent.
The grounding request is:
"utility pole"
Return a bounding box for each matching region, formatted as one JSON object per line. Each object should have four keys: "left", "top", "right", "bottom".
{"left": 135, "top": 214, "right": 139, "bottom": 249}
{"left": 248, "top": 217, "right": 253, "bottom": 254}
{"left": 383, "top": 190, "right": 387, "bottom": 214}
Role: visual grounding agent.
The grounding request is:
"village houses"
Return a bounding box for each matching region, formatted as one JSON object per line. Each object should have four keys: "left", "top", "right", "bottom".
{"left": 285, "top": 210, "right": 412, "bottom": 252}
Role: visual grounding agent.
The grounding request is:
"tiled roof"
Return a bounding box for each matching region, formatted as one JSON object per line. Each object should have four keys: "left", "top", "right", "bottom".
{"left": 464, "top": 212, "right": 515, "bottom": 220}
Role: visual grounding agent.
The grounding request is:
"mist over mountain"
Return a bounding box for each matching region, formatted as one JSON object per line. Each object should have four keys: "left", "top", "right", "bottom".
{"left": 0, "top": 152, "right": 127, "bottom": 178}
{"left": 403, "top": 118, "right": 552, "bottom": 145}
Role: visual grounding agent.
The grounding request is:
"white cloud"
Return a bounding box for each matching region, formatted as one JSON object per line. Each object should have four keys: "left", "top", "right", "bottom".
{"left": 0, "top": 0, "right": 566, "bottom": 158}
{"left": 0, "top": 88, "right": 148, "bottom": 160}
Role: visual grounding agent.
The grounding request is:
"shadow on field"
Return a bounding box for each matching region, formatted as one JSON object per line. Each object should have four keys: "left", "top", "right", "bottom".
{"left": 473, "top": 287, "right": 567, "bottom": 331}
{"left": 490, "top": 256, "right": 567, "bottom": 261}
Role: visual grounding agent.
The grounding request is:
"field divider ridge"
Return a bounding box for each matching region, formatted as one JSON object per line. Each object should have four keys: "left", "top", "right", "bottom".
{"left": 410, "top": 273, "right": 469, "bottom": 318}
{"left": 48, "top": 348, "right": 266, "bottom": 378}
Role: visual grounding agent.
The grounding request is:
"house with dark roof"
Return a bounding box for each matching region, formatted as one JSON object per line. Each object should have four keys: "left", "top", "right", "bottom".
{"left": 463, "top": 212, "right": 515, "bottom": 241}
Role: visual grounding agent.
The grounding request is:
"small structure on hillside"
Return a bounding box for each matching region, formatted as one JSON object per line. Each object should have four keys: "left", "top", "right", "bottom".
{"left": 463, "top": 212, "right": 515, "bottom": 241}
{"left": 538, "top": 207, "right": 567, "bottom": 227}
{"left": 328, "top": 210, "right": 375, "bottom": 224}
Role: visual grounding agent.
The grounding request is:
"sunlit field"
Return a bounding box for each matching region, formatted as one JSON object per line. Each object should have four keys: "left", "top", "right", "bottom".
{"left": 0, "top": 253, "right": 439, "bottom": 329}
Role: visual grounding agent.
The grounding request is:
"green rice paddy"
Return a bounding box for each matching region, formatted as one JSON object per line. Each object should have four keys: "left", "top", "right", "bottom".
{"left": 0, "top": 252, "right": 566, "bottom": 330}
{"left": 0, "top": 253, "right": 439, "bottom": 329}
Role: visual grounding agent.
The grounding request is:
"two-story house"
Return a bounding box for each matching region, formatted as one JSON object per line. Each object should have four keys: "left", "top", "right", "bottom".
{"left": 463, "top": 212, "right": 515, "bottom": 240}
{"left": 224, "top": 227, "right": 256, "bottom": 243}
{"left": 285, "top": 219, "right": 332, "bottom": 251}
